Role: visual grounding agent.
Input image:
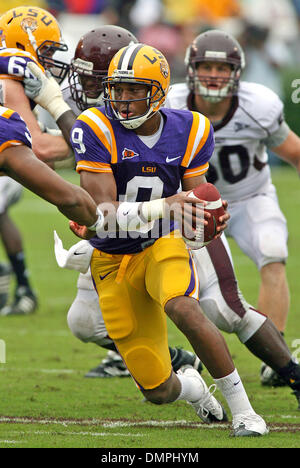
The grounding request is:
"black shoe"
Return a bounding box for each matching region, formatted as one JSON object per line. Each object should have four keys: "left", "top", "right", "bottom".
{"left": 84, "top": 350, "right": 130, "bottom": 378}
{"left": 0, "top": 263, "right": 11, "bottom": 310}
{"left": 260, "top": 363, "right": 287, "bottom": 387}
{"left": 0, "top": 286, "right": 38, "bottom": 316}
{"left": 170, "top": 347, "right": 203, "bottom": 374}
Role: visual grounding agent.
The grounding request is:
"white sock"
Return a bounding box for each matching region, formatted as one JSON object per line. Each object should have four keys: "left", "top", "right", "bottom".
{"left": 176, "top": 372, "right": 204, "bottom": 403}
{"left": 214, "top": 368, "right": 254, "bottom": 416}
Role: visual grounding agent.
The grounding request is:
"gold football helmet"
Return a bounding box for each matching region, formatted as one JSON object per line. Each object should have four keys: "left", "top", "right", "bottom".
{"left": 103, "top": 44, "right": 170, "bottom": 129}
{"left": 0, "top": 6, "right": 69, "bottom": 82}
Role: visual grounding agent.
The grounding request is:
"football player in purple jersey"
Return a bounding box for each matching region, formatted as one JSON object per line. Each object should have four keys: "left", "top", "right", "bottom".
{"left": 27, "top": 25, "right": 206, "bottom": 380}
{"left": 0, "top": 106, "right": 100, "bottom": 232}
{"left": 25, "top": 27, "right": 300, "bottom": 414}
{"left": 66, "top": 43, "right": 268, "bottom": 437}
{"left": 0, "top": 5, "right": 72, "bottom": 314}
{"left": 0, "top": 6, "right": 70, "bottom": 162}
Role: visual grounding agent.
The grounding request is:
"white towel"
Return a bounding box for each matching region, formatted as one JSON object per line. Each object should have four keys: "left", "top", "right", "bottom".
{"left": 54, "top": 230, "right": 94, "bottom": 274}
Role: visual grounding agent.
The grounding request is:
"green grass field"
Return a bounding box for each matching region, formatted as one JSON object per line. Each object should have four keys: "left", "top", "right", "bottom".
{"left": 0, "top": 166, "right": 299, "bottom": 449}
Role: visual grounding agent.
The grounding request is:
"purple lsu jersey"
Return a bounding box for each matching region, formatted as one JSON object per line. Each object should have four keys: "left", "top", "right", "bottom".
{"left": 0, "top": 106, "right": 32, "bottom": 155}
{"left": 71, "top": 107, "right": 214, "bottom": 254}
{"left": 0, "top": 48, "right": 44, "bottom": 107}
{"left": 0, "top": 47, "right": 43, "bottom": 80}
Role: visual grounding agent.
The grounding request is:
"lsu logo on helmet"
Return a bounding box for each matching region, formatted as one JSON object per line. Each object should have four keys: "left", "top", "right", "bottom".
{"left": 0, "top": 6, "right": 69, "bottom": 83}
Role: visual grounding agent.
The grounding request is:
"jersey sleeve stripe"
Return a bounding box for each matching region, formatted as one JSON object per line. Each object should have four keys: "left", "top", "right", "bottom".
{"left": 92, "top": 108, "right": 118, "bottom": 164}
{"left": 183, "top": 162, "right": 209, "bottom": 179}
{"left": 186, "top": 113, "right": 208, "bottom": 167}
{"left": 0, "top": 140, "right": 22, "bottom": 153}
{"left": 193, "top": 116, "right": 211, "bottom": 157}
{"left": 0, "top": 75, "right": 22, "bottom": 81}
{"left": 181, "top": 112, "right": 200, "bottom": 168}
{"left": 78, "top": 112, "right": 111, "bottom": 155}
{"left": 78, "top": 109, "right": 118, "bottom": 164}
{"left": 76, "top": 160, "right": 113, "bottom": 174}
{"left": 0, "top": 107, "right": 14, "bottom": 119}
{"left": 0, "top": 49, "right": 44, "bottom": 65}
{"left": 0, "top": 49, "right": 39, "bottom": 58}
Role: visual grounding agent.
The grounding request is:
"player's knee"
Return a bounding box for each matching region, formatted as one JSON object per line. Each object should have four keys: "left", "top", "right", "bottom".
{"left": 121, "top": 344, "right": 172, "bottom": 391}
{"left": 200, "top": 297, "right": 236, "bottom": 334}
{"left": 258, "top": 229, "right": 288, "bottom": 267}
{"left": 236, "top": 307, "right": 267, "bottom": 343}
{"left": 165, "top": 296, "right": 205, "bottom": 330}
{"left": 67, "top": 301, "right": 99, "bottom": 343}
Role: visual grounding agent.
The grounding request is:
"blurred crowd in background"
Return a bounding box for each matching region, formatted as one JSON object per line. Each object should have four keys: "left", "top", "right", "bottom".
{"left": 1, "top": 0, "right": 300, "bottom": 130}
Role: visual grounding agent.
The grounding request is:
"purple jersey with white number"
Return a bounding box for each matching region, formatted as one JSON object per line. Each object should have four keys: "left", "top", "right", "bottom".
{"left": 71, "top": 106, "right": 214, "bottom": 254}
{"left": 0, "top": 47, "right": 44, "bottom": 107}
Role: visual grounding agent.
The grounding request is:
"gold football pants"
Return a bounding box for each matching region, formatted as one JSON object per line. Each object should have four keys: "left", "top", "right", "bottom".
{"left": 91, "top": 234, "right": 199, "bottom": 389}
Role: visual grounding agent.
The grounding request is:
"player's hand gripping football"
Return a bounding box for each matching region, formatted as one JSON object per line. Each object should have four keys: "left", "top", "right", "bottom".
{"left": 165, "top": 191, "right": 209, "bottom": 239}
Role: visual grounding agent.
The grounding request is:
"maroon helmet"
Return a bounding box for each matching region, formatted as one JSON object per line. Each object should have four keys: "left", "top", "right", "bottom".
{"left": 68, "top": 25, "right": 138, "bottom": 111}
{"left": 185, "top": 29, "right": 245, "bottom": 102}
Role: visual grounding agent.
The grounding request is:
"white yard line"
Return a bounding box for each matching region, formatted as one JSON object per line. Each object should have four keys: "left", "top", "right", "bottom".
{"left": 0, "top": 440, "right": 23, "bottom": 444}
{"left": 0, "top": 416, "right": 299, "bottom": 432}
{"left": 6, "top": 430, "right": 145, "bottom": 438}
{"left": 0, "top": 368, "right": 76, "bottom": 374}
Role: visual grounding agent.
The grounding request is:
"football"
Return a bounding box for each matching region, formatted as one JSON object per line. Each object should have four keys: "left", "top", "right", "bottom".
{"left": 183, "top": 183, "right": 225, "bottom": 249}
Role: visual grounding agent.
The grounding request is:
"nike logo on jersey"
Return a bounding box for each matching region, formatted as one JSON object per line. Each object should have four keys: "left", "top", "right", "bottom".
{"left": 166, "top": 156, "right": 181, "bottom": 163}
{"left": 234, "top": 122, "right": 250, "bottom": 132}
{"left": 73, "top": 251, "right": 85, "bottom": 256}
{"left": 100, "top": 272, "right": 112, "bottom": 280}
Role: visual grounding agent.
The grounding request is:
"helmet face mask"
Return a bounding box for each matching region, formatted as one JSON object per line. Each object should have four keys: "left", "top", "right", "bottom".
{"left": 103, "top": 43, "right": 170, "bottom": 130}
{"left": 193, "top": 61, "right": 237, "bottom": 103}
{"left": 0, "top": 6, "right": 69, "bottom": 83}
{"left": 103, "top": 77, "right": 163, "bottom": 129}
{"left": 69, "top": 57, "right": 106, "bottom": 111}
{"left": 37, "top": 40, "right": 69, "bottom": 83}
{"left": 185, "top": 29, "right": 245, "bottom": 103}
{"left": 68, "top": 25, "right": 138, "bottom": 111}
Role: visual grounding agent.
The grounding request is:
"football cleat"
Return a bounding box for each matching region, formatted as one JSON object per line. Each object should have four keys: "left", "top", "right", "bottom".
{"left": 170, "top": 347, "right": 203, "bottom": 374}
{"left": 180, "top": 365, "right": 228, "bottom": 424}
{"left": 0, "top": 286, "right": 38, "bottom": 316}
{"left": 0, "top": 263, "right": 11, "bottom": 310}
{"left": 232, "top": 411, "right": 269, "bottom": 437}
{"left": 260, "top": 363, "right": 287, "bottom": 387}
{"left": 84, "top": 350, "right": 130, "bottom": 378}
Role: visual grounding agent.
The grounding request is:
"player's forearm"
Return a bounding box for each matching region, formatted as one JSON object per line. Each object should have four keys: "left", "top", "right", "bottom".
{"left": 32, "top": 132, "right": 70, "bottom": 162}
{"left": 56, "top": 110, "right": 77, "bottom": 146}
{"left": 57, "top": 186, "right": 98, "bottom": 227}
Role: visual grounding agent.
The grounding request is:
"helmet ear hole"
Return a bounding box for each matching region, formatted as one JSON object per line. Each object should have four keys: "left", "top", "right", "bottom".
{"left": 16, "top": 42, "right": 25, "bottom": 50}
